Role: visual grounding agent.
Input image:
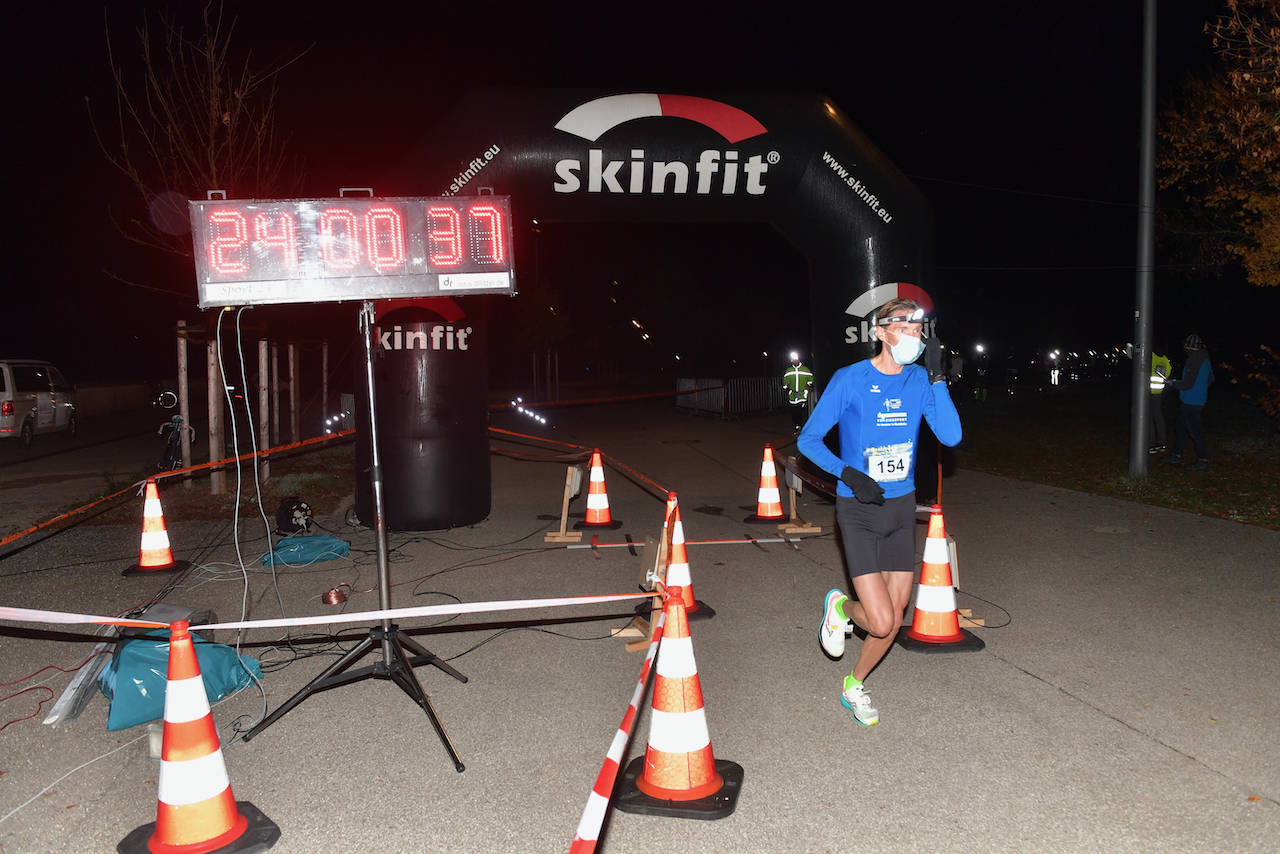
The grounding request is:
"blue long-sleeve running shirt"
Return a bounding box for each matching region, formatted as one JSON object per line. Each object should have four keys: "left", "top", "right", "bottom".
{"left": 797, "top": 361, "right": 962, "bottom": 500}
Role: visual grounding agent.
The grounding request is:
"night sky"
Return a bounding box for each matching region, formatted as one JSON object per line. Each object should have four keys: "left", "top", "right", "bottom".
{"left": 4, "top": 0, "right": 1260, "bottom": 387}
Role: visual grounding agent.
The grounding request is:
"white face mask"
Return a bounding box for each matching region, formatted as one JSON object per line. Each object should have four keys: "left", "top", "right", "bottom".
{"left": 887, "top": 331, "right": 924, "bottom": 365}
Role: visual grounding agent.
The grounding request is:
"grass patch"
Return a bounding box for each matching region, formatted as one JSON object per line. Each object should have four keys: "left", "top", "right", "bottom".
{"left": 954, "top": 376, "right": 1279, "bottom": 529}
{"left": 85, "top": 440, "right": 357, "bottom": 525}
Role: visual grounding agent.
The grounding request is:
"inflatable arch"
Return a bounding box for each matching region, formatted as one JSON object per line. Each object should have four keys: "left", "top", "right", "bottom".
{"left": 388, "top": 89, "right": 937, "bottom": 382}
{"left": 363, "top": 89, "right": 937, "bottom": 529}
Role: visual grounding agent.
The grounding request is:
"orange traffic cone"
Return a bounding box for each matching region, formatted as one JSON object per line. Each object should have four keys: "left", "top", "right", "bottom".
{"left": 117, "top": 621, "right": 280, "bottom": 854}
{"left": 123, "top": 478, "right": 189, "bottom": 577}
{"left": 744, "top": 445, "right": 783, "bottom": 523}
{"left": 664, "top": 495, "right": 714, "bottom": 620}
{"left": 615, "top": 588, "right": 743, "bottom": 819}
{"left": 898, "top": 506, "right": 984, "bottom": 653}
{"left": 575, "top": 449, "right": 622, "bottom": 529}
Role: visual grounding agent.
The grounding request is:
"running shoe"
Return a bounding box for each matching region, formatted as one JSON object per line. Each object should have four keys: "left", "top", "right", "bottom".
{"left": 1186, "top": 459, "right": 1209, "bottom": 471}
{"left": 841, "top": 682, "right": 879, "bottom": 726}
{"left": 1157, "top": 454, "right": 1182, "bottom": 466}
{"left": 819, "top": 588, "right": 851, "bottom": 659}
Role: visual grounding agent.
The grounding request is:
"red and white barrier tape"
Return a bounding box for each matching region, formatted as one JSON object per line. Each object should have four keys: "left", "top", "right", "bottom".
{"left": 0, "top": 591, "right": 653, "bottom": 633}
{"left": 569, "top": 603, "right": 667, "bottom": 854}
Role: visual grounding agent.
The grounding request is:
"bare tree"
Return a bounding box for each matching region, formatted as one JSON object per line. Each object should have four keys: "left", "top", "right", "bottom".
{"left": 88, "top": 2, "right": 305, "bottom": 264}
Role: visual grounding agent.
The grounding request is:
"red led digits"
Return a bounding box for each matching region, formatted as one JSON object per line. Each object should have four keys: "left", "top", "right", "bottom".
{"left": 468, "top": 204, "right": 506, "bottom": 265}
{"left": 319, "top": 208, "right": 360, "bottom": 270}
{"left": 207, "top": 210, "right": 249, "bottom": 274}
{"left": 364, "top": 206, "right": 405, "bottom": 271}
{"left": 253, "top": 212, "right": 299, "bottom": 272}
{"left": 426, "top": 205, "right": 463, "bottom": 266}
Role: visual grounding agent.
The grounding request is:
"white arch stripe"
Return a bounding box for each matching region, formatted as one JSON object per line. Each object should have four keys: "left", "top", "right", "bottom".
{"left": 648, "top": 707, "right": 710, "bottom": 754}
{"left": 143, "top": 498, "right": 163, "bottom": 517}
{"left": 163, "top": 675, "right": 211, "bottom": 723}
{"left": 758, "top": 487, "right": 781, "bottom": 503}
{"left": 555, "top": 94, "right": 662, "bottom": 142}
{"left": 587, "top": 493, "right": 609, "bottom": 510}
{"left": 914, "top": 583, "right": 957, "bottom": 614}
{"left": 590, "top": 467, "right": 605, "bottom": 483}
{"left": 157, "top": 750, "right": 231, "bottom": 806}
{"left": 655, "top": 636, "right": 697, "bottom": 679}
{"left": 846, "top": 283, "right": 900, "bottom": 317}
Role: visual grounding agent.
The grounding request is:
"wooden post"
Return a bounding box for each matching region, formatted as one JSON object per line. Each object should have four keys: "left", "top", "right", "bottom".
{"left": 544, "top": 465, "right": 584, "bottom": 543}
{"left": 207, "top": 338, "right": 224, "bottom": 495}
{"left": 322, "top": 340, "right": 330, "bottom": 424}
{"left": 779, "top": 455, "right": 821, "bottom": 534}
{"left": 288, "top": 342, "right": 300, "bottom": 443}
{"left": 258, "top": 339, "right": 270, "bottom": 481}
{"left": 177, "top": 320, "right": 191, "bottom": 489}
{"left": 270, "top": 341, "right": 280, "bottom": 446}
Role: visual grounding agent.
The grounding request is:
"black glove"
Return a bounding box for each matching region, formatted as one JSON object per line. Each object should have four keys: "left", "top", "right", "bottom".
{"left": 924, "top": 337, "right": 946, "bottom": 384}
{"left": 841, "top": 466, "right": 885, "bottom": 505}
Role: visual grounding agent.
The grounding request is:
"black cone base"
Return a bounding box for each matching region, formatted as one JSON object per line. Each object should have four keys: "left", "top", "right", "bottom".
{"left": 118, "top": 801, "right": 280, "bottom": 854}
{"left": 895, "top": 626, "right": 985, "bottom": 653}
{"left": 743, "top": 514, "right": 784, "bottom": 524}
{"left": 614, "top": 756, "right": 744, "bottom": 820}
{"left": 573, "top": 518, "right": 624, "bottom": 530}
{"left": 122, "top": 559, "right": 190, "bottom": 578}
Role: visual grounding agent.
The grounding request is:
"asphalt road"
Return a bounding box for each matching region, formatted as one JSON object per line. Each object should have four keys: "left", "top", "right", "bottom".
{"left": 0, "top": 399, "right": 1276, "bottom": 853}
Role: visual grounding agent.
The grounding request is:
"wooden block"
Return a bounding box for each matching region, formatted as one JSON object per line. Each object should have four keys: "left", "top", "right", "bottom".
{"left": 544, "top": 531, "right": 583, "bottom": 543}
{"left": 782, "top": 525, "right": 822, "bottom": 535}
{"left": 959, "top": 616, "right": 985, "bottom": 627}
{"left": 625, "top": 637, "right": 652, "bottom": 653}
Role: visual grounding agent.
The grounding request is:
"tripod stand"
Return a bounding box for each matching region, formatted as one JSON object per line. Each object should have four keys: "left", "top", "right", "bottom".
{"left": 241, "top": 302, "right": 467, "bottom": 771}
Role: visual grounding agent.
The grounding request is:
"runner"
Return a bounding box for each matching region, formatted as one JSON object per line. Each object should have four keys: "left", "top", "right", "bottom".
{"left": 796, "top": 298, "right": 962, "bottom": 724}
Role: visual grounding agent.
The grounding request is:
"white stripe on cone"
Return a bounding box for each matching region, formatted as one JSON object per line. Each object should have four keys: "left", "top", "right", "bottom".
{"left": 922, "top": 535, "right": 949, "bottom": 565}
{"left": 914, "top": 583, "right": 958, "bottom": 614}
{"left": 648, "top": 707, "right": 711, "bottom": 754}
{"left": 141, "top": 529, "right": 172, "bottom": 552}
{"left": 163, "top": 675, "right": 209, "bottom": 724}
{"left": 654, "top": 635, "right": 697, "bottom": 678}
{"left": 157, "top": 749, "right": 232, "bottom": 806}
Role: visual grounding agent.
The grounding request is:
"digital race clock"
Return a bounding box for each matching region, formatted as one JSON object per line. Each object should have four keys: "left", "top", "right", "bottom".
{"left": 188, "top": 196, "right": 516, "bottom": 308}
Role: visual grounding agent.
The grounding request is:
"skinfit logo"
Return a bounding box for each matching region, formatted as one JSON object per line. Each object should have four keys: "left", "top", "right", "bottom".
{"left": 552, "top": 93, "right": 774, "bottom": 196}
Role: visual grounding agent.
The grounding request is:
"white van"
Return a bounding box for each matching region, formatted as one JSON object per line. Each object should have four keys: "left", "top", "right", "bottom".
{"left": 0, "top": 360, "right": 77, "bottom": 447}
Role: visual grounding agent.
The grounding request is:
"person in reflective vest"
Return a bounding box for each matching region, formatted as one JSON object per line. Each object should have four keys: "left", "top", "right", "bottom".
{"left": 1148, "top": 344, "right": 1171, "bottom": 455}
{"left": 782, "top": 353, "right": 814, "bottom": 430}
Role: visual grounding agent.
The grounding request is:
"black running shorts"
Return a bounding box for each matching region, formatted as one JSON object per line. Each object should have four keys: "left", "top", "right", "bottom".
{"left": 836, "top": 492, "right": 917, "bottom": 578}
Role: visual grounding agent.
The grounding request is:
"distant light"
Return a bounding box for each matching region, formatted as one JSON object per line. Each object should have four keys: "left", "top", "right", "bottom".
{"left": 675, "top": 354, "right": 681, "bottom": 360}
{"left": 976, "top": 344, "right": 985, "bottom": 353}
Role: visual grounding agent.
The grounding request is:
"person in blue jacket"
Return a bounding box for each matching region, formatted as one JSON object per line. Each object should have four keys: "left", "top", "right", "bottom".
{"left": 1159, "top": 333, "right": 1215, "bottom": 471}
{"left": 797, "top": 298, "right": 962, "bottom": 725}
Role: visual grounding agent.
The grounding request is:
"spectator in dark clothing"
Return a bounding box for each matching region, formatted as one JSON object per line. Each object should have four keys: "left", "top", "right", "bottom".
{"left": 1158, "top": 334, "right": 1215, "bottom": 471}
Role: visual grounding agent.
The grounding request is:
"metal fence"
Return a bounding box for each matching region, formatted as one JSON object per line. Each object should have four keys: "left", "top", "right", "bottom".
{"left": 676, "top": 377, "right": 790, "bottom": 419}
